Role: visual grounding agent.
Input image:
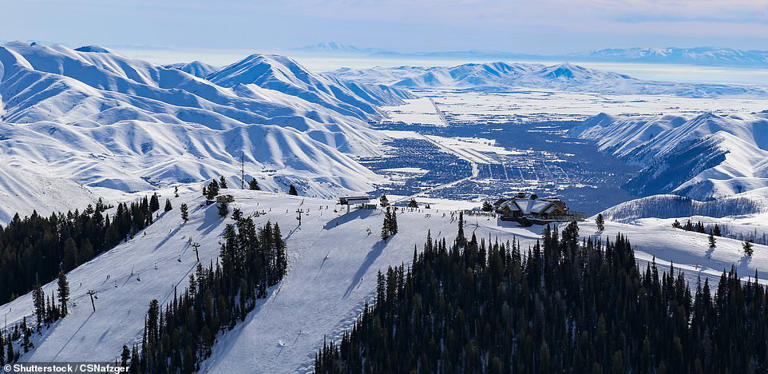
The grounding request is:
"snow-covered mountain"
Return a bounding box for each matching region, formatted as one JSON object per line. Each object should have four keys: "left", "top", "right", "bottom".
{"left": 292, "top": 42, "right": 388, "bottom": 55}
{"left": 584, "top": 47, "right": 768, "bottom": 67}
{"left": 600, "top": 190, "right": 768, "bottom": 222}
{"left": 331, "top": 62, "right": 768, "bottom": 98}
{"left": 297, "top": 44, "right": 768, "bottom": 67}
{"left": 208, "top": 54, "right": 412, "bottom": 119}
{"left": 572, "top": 112, "right": 768, "bottom": 200}
{"left": 0, "top": 41, "right": 412, "bottom": 222}
{"left": 163, "top": 61, "right": 218, "bottom": 78}
{"left": 3, "top": 189, "right": 767, "bottom": 372}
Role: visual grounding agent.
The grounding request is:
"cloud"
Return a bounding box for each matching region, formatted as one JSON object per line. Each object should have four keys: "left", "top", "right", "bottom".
{"left": 1, "top": 0, "right": 766, "bottom": 53}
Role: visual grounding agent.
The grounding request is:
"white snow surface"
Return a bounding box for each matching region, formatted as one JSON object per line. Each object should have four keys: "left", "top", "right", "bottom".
{"left": 3, "top": 190, "right": 768, "bottom": 373}
{"left": 381, "top": 89, "right": 768, "bottom": 124}
{"left": 163, "top": 61, "right": 219, "bottom": 78}
{"left": 332, "top": 62, "right": 768, "bottom": 98}
{"left": 0, "top": 41, "right": 418, "bottom": 222}
{"left": 573, "top": 111, "right": 768, "bottom": 200}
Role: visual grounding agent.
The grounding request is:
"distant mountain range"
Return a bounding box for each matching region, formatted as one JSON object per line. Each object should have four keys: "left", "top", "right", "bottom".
{"left": 330, "top": 62, "right": 768, "bottom": 98}
{"left": 297, "top": 42, "right": 768, "bottom": 67}
{"left": 584, "top": 47, "right": 768, "bottom": 67}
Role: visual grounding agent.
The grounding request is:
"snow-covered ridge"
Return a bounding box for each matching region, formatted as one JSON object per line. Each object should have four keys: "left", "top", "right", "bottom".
{"left": 573, "top": 112, "right": 768, "bottom": 200}
{"left": 208, "top": 53, "right": 413, "bottom": 119}
{"left": 585, "top": 47, "right": 768, "bottom": 67}
{"left": 297, "top": 43, "right": 768, "bottom": 68}
{"left": 330, "top": 61, "right": 768, "bottom": 98}
{"left": 601, "top": 192, "right": 768, "bottom": 222}
{"left": 163, "top": 61, "right": 218, "bottom": 78}
{"left": 0, "top": 41, "right": 413, "bottom": 222}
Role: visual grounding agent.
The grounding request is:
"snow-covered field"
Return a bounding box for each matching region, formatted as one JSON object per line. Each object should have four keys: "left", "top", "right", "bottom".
{"left": 383, "top": 89, "right": 768, "bottom": 124}
{"left": 3, "top": 189, "right": 768, "bottom": 373}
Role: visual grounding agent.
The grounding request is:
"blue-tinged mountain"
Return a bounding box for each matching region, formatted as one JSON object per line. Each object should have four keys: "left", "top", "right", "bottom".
{"left": 164, "top": 61, "right": 218, "bottom": 78}
{"left": 584, "top": 47, "right": 768, "bottom": 67}
{"left": 331, "top": 61, "right": 768, "bottom": 98}
{"left": 572, "top": 112, "right": 768, "bottom": 200}
{"left": 207, "top": 54, "right": 413, "bottom": 119}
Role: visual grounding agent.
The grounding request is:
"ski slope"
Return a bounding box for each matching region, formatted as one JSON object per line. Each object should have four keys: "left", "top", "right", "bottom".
{"left": 2, "top": 189, "right": 768, "bottom": 372}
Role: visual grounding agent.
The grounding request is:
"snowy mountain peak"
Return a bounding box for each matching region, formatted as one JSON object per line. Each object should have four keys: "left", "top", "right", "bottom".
{"left": 209, "top": 52, "right": 411, "bottom": 119}
{"left": 74, "top": 45, "right": 112, "bottom": 53}
{"left": 208, "top": 53, "right": 302, "bottom": 87}
{"left": 164, "top": 60, "right": 218, "bottom": 78}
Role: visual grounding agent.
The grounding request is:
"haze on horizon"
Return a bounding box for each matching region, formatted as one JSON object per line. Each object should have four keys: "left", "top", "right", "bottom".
{"left": 1, "top": 0, "right": 767, "bottom": 58}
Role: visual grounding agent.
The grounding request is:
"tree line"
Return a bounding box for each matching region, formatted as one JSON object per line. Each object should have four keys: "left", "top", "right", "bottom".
{"left": 1, "top": 270, "right": 70, "bottom": 366}
{"left": 0, "top": 195, "right": 168, "bottom": 305}
{"left": 673, "top": 218, "right": 757, "bottom": 256}
{"left": 122, "top": 217, "right": 287, "bottom": 373}
{"left": 317, "top": 221, "right": 768, "bottom": 373}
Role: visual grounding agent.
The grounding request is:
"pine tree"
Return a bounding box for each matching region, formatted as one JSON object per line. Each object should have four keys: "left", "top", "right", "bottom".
{"left": 274, "top": 224, "right": 287, "bottom": 278}
{"left": 379, "top": 195, "right": 389, "bottom": 207}
{"left": 457, "top": 211, "right": 465, "bottom": 245}
{"left": 672, "top": 219, "right": 681, "bottom": 229}
{"left": 713, "top": 224, "right": 722, "bottom": 236}
{"left": 231, "top": 208, "right": 243, "bottom": 221}
{"left": 57, "top": 271, "right": 69, "bottom": 317}
{"left": 708, "top": 231, "right": 717, "bottom": 248}
{"left": 164, "top": 198, "right": 172, "bottom": 212}
{"left": 218, "top": 201, "right": 229, "bottom": 217}
{"left": 744, "top": 240, "right": 754, "bottom": 257}
{"left": 408, "top": 198, "right": 418, "bottom": 208}
{"left": 6, "top": 335, "right": 13, "bottom": 363}
{"left": 180, "top": 203, "right": 189, "bottom": 223}
{"left": 62, "top": 237, "right": 78, "bottom": 270}
{"left": 219, "top": 176, "right": 228, "bottom": 189}
{"left": 684, "top": 220, "right": 693, "bottom": 231}
{"left": 289, "top": 184, "right": 298, "bottom": 196}
{"left": 391, "top": 208, "right": 398, "bottom": 234}
{"left": 121, "top": 345, "right": 131, "bottom": 368}
{"left": 174, "top": 186, "right": 179, "bottom": 198}
{"left": 249, "top": 179, "right": 261, "bottom": 190}
{"left": 596, "top": 213, "right": 605, "bottom": 232}
{"left": 381, "top": 209, "right": 391, "bottom": 240}
{"left": 206, "top": 180, "right": 220, "bottom": 200}
{"left": 149, "top": 193, "right": 160, "bottom": 212}
{"left": 481, "top": 201, "right": 493, "bottom": 211}
{"left": 32, "top": 284, "right": 45, "bottom": 330}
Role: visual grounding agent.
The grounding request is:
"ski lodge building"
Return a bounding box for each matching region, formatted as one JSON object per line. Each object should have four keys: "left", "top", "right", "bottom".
{"left": 338, "top": 196, "right": 376, "bottom": 211}
{"left": 493, "top": 193, "right": 570, "bottom": 224}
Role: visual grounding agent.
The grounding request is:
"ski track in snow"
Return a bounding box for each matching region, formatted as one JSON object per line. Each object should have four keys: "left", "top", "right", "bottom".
{"left": 2, "top": 189, "right": 768, "bottom": 372}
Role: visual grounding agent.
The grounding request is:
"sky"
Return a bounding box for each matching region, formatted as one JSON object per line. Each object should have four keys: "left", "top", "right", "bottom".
{"left": 1, "top": 0, "right": 767, "bottom": 59}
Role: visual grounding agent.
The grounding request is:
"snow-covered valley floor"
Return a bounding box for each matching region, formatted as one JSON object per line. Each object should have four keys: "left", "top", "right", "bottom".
{"left": 2, "top": 189, "right": 768, "bottom": 373}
